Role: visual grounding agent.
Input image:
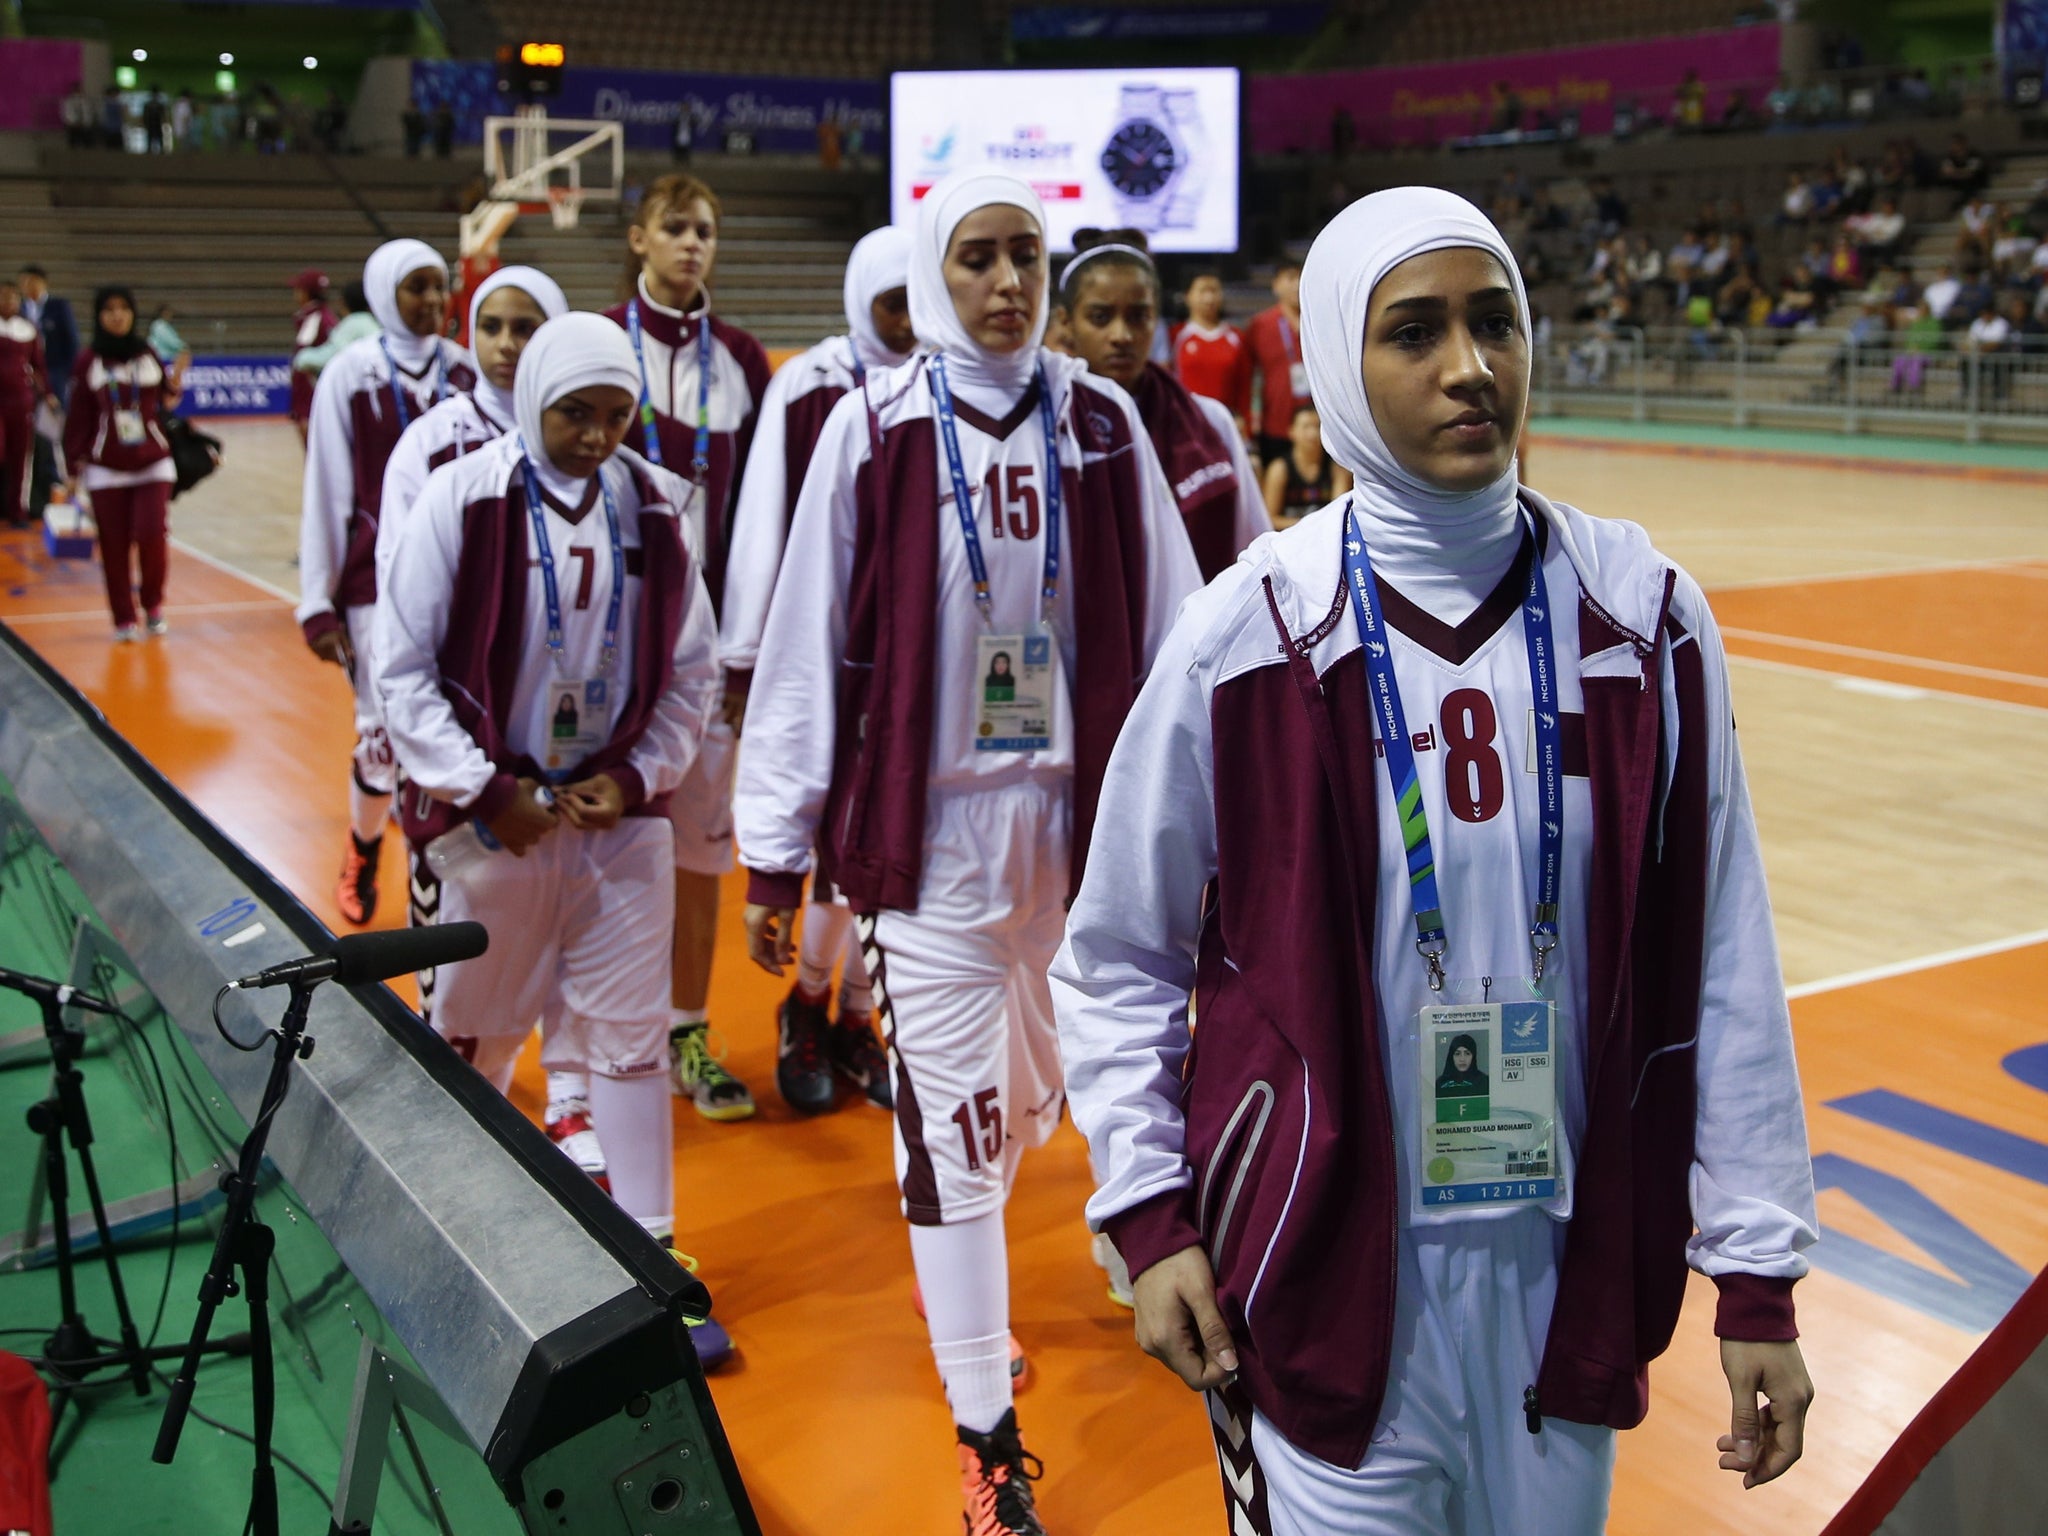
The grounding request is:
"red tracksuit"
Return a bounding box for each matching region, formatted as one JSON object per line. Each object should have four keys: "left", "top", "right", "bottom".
{"left": 63, "top": 348, "right": 177, "bottom": 628}
{"left": 0, "top": 315, "right": 47, "bottom": 526}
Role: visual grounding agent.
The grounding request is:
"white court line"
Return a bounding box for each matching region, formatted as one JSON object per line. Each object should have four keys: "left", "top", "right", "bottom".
{"left": 4, "top": 599, "right": 282, "bottom": 625}
{"left": 1720, "top": 626, "right": 2048, "bottom": 689}
{"left": 1787, "top": 927, "right": 2048, "bottom": 1000}
{"left": 168, "top": 536, "right": 298, "bottom": 605}
{"left": 1726, "top": 652, "right": 2048, "bottom": 717}
{"left": 1706, "top": 555, "right": 2048, "bottom": 593}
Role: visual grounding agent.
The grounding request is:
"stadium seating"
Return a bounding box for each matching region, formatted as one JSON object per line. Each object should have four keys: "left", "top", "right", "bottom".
{"left": 482, "top": 0, "right": 935, "bottom": 78}
{"left": 1377, "top": 0, "right": 1755, "bottom": 66}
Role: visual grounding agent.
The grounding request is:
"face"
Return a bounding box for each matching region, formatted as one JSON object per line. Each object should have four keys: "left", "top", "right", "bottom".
{"left": 1065, "top": 264, "right": 1157, "bottom": 389}
{"left": 630, "top": 196, "right": 718, "bottom": 307}
{"left": 1452, "top": 1045, "right": 1474, "bottom": 1071}
{"left": 19, "top": 273, "right": 45, "bottom": 301}
{"left": 1272, "top": 267, "right": 1301, "bottom": 309}
{"left": 869, "top": 286, "right": 915, "bottom": 356}
{"left": 395, "top": 266, "right": 447, "bottom": 338}
{"left": 1289, "top": 408, "right": 1322, "bottom": 455}
{"left": 1360, "top": 246, "right": 1527, "bottom": 495}
{"left": 943, "top": 205, "right": 1044, "bottom": 354}
{"left": 0, "top": 286, "right": 17, "bottom": 319}
{"left": 472, "top": 286, "right": 548, "bottom": 391}
{"left": 98, "top": 294, "right": 135, "bottom": 337}
{"left": 541, "top": 385, "right": 636, "bottom": 479}
{"left": 1187, "top": 274, "right": 1224, "bottom": 324}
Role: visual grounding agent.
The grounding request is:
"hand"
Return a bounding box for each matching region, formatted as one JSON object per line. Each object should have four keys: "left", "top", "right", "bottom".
{"left": 719, "top": 685, "right": 749, "bottom": 734}
{"left": 1132, "top": 1244, "right": 1238, "bottom": 1392}
{"left": 1718, "top": 1338, "right": 1813, "bottom": 1489}
{"left": 555, "top": 772, "right": 625, "bottom": 832}
{"left": 743, "top": 903, "right": 797, "bottom": 975}
{"left": 308, "top": 625, "right": 353, "bottom": 669}
{"left": 484, "top": 777, "right": 557, "bottom": 857}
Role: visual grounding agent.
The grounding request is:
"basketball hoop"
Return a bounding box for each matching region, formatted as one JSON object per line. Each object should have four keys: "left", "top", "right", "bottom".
{"left": 546, "top": 185, "right": 586, "bottom": 231}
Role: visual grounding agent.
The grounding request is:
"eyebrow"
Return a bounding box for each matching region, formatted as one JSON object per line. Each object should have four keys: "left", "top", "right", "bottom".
{"left": 1381, "top": 285, "right": 1515, "bottom": 314}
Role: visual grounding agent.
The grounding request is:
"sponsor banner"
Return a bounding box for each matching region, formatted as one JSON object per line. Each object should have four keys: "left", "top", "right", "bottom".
{"left": 890, "top": 67, "right": 1241, "bottom": 253}
{"left": 1011, "top": 5, "right": 1325, "bottom": 42}
{"left": 1246, "top": 24, "right": 1782, "bottom": 152}
{"left": 182, "top": 356, "right": 293, "bottom": 417}
{"left": 411, "top": 60, "right": 884, "bottom": 153}
{"left": 0, "top": 39, "right": 84, "bottom": 132}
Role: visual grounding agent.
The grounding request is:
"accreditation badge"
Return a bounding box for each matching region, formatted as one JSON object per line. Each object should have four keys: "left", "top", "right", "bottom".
{"left": 114, "top": 409, "right": 147, "bottom": 445}
{"left": 974, "top": 631, "right": 1054, "bottom": 753}
{"left": 544, "top": 676, "right": 608, "bottom": 776}
{"left": 1416, "top": 995, "right": 1560, "bottom": 1212}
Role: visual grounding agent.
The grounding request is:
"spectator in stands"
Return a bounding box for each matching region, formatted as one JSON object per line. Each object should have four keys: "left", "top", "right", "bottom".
{"left": 1993, "top": 217, "right": 2038, "bottom": 282}
{"left": 1172, "top": 271, "right": 1252, "bottom": 436}
{"left": 1624, "top": 233, "right": 1662, "bottom": 293}
{"left": 208, "top": 91, "right": 238, "bottom": 153}
{"left": 1939, "top": 133, "right": 1987, "bottom": 196}
{"left": 432, "top": 101, "right": 456, "bottom": 159}
{"left": 671, "top": 104, "right": 695, "bottom": 165}
{"left": 317, "top": 90, "right": 348, "bottom": 154}
{"left": 1848, "top": 196, "right": 1906, "bottom": 263}
{"left": 1674, "top": 69, "right": 1706, "bottom": 132}
{"left": 62, "top": 286, "right": 181, "bottom": 641}
{"left": 1964, "top": 297, "right": 2015, "bottom": 400}
{"left": 1922, "top": 262, "right": 1962, "bottom": 323}
{"left": 1716, "top": 264, "right": 1762, "bottom": 330}
{"left": 1957, "top": 193, "right": 1997, "bottom": 261}
{"left": 62, "top": 85, "right": 94, "bottom": 149}
{"left": 1260, "top": 401, "right": 1349, "bottom": 528}
{"left": 402, "top": 99, "right": 427, "bottom": 158}
{"left": 1890, "top": 305, "right": 1942, "bottom": 393}
{"left": 142, "top": 88, "right": 167, "bottom": 153}
{"left": 1766, "top": 273, "right": 1819, "bottom": 334}
{"left": 1247, "top": 263, "right": 1307, "bottom": 467}
{"left": 1779, "top": 170, "right": 1816, "bottom": 227}
{"left": 1718, "top": 88, "right": 1757, "bottom": 132}
{"left": 0, "top": 279, "right": 54, "bottom": 529}
{"left": 1948, "top": 265, "right": 1996, "bottom": 332}
{"left": 1767, "top": 75, "right": 1803, "bottom": 130}
{"left": 100, "top": 84, "right": 126, "bottom": 149}
{"left": 1799, "top": 237, "right": 1836, "bottom": 298}
{"left": 1489, "top": 81, "right": 1522, "bottom": 136}
{"left": 173, "top": 90, "right": 194, "bottom": 150}
{"left": 1588, "top": 176, "right": 1628, "bottom": 237}
{"left": 1665, "top": 227, "right": 1705, "bottom": 302}
{"left": 1826, "top": 232, "right": 1863, "bottom": 293}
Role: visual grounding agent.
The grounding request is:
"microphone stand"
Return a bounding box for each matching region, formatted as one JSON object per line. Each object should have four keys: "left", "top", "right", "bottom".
{"left": 3, "top": 970, "right": 246, "bottom": 1477}
{"left": 152, "top": 978, "right": 317, "bottom": 1536}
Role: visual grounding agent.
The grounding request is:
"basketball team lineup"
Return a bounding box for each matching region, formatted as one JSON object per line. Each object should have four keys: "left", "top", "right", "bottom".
{"left": 3, "top": 169, "right": 2045, "bottom": 1536}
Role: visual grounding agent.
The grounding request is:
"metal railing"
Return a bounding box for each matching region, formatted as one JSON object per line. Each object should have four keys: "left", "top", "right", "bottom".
{"left": 1530, "top": 322, "right": 2048, "bottom": 444}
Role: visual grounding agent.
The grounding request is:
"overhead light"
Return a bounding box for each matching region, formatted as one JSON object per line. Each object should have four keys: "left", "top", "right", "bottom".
{"left": 302, "top": 55, "right": 318, "bottom": 69}
{"left": 219, "top": 52, "right": 234, "bottom": 66}
{"left": 131, "top": 48, "right": 147, "bottom": 62}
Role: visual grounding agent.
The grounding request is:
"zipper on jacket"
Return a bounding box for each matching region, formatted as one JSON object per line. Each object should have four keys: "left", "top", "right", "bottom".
{"left": 1523, "top": 1384, "right": 1542, "bottom": 1435}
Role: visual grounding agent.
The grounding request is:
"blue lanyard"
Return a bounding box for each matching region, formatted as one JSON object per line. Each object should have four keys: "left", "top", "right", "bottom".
{"left": 518, "top": 444, "right": 626, "bottom": 682}
{"left": 626, "top": 300, "right": 713, "bottom": 485}
{"left": 1342, "top": 501, "right": 1562, "bottom": 989}
{"left": 846, "top": 338, "right": 866, "bottom": 388}
{"left": 928, "top": 356, "right": 1062, "bottom": 628}
{"left": 380, "top": 338, "right": 447, "bottom": 431}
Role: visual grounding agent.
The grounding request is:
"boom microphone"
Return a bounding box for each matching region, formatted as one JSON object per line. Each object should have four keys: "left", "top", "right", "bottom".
{"left": 232, "top": 922, "right": 489, "bottom": 991}
{"left": 0, "top": 966, "right": 124, "bottom": 1015}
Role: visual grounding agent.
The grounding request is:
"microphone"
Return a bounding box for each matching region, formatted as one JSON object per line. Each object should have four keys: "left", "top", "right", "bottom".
{"left": 0, "top": 966, "right": 124, "bottom": 1016}
{"left": 233, "top": 922, "right": 489, "bottom": 991}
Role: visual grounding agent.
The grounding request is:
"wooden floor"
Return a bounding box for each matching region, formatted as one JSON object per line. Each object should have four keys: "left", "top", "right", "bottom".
{"left": 3, "top": 419, "right": 2045, "bottom": 1535}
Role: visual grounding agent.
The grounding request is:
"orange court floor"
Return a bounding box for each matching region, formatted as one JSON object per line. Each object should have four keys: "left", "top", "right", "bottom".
{"left": 2, "top": 423, "right": 2046, "bottom": 1536}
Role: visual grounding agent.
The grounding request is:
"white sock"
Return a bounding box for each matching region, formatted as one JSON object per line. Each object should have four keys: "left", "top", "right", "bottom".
{"left": 796, "top": 901, "right": 852, "bottom": 998}
{"left": 669, "top": 1006, "right": 708, "bottom": 1030}
{"left": 590, "top": 1071, "right": 673, "bottom": 1233}
{"left": 837, "top": 925, "right": 874, "bottom": 1017}
{"left": 544, "top": 1069, "right": 589, "bottom": 1112}
{"left": 348, "top": 780, "right": 389, "bottom": 845}
{"left": 909, "top": 1210, "right": 1012, "bottom": 1433}
{"left": 464, "top": 1034, "right": 522, "bottom": 1095}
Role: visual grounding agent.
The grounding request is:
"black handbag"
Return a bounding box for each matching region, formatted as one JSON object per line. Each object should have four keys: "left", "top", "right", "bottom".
{"left": 163, "top": 415, "right": 222, "bottom": 498}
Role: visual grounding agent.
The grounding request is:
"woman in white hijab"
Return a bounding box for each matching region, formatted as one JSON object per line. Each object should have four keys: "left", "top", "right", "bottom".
{"left": 375, "top": 311, "right": 727, "bottom": 1360}
{"left": 298, "top": 236, "right": 477, "bottom": 928}
{"left": 733, "top": 171, "right": 1200, "bottom": 1532}
{"left": 719, "top": 223, "right": 917, "bottom": 1118}
{"left": 1053, "top": 186, "right": 1816, "bottom": 1535}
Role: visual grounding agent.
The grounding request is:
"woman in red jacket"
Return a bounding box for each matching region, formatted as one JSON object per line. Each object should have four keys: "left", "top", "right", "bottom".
{"left": 63, "top": 286, "right": 180, "bottom": 640}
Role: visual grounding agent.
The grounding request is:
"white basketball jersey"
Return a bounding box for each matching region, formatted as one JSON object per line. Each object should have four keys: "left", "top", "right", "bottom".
{"left": 1364, "top": 533, "right": 1596, "bottom": 1227}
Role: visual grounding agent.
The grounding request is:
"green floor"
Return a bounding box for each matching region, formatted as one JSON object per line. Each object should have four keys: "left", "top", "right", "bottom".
{"left": 0, "top": 779, "right": 510, "bottom": 1534}
{"left": 1527, "top": 412, "right": 2048, "bottom": 472}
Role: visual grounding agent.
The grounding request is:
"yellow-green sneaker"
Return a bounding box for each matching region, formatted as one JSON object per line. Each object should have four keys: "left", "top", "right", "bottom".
{"left": 669, "top": 1022, "right": 756, "bottom": 1121}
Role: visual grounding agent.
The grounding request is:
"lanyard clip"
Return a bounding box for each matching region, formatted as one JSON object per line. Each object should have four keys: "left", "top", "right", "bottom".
{"left": 1530, "top": 916, "right": 1559, "bottom": 982}
{"left": 1418, "top": 936, "right": 1447, "bottom": 993}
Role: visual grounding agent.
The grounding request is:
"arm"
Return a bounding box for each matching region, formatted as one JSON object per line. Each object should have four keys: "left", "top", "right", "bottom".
{"left": 621, "top": 517, "right": 721, "bottom": 807}
{"left": 715, "top": 360, "right": 798, "bottom": 685}
{"left": 375, "top": 416, "right": 433, "bottom": 601}
{"left": 61, "top": 356, "right": 96, "bottom": 474}
{"left": 373, "top": 464, "right": 509, "bottom": 817}
{"left": 732, "top": 393, "right": 863, "bottom": 899}
{"left": 293, "top": 315, "right": 371, "bottom": 374}
{"left": 295, "top": 353, "right": 356, "bottom": 641}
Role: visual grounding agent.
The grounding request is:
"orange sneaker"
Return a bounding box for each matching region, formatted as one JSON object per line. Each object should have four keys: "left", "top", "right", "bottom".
{"left": 956, "top": 1408, "right": 1045, "bottom": 1535}
{"left": 336, "top": 832, "right": 381, "bottom": 926}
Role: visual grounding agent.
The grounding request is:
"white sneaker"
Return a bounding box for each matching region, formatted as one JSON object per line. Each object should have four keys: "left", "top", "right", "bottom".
{"left": 113, "top": 624, "right": 141, "bottom": 643}
{"left": 146, "top": 613, "right": 169, "bottom": 636}
{"left": 1093, "top": 1231, "right": 1135, "bottom": 1310}
{"left": 544, "top": 1098, "right": 610, "bottom": 1191}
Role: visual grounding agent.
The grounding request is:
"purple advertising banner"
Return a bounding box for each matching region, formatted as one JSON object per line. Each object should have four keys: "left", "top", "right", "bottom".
{"left": 0, "top": 39, "right": 85, "bottom": 132}
{"left": 411, "top": 60, "right": 884, "bottom": 153}
{"left": 1247, "top": 24, "right": 1783, "bottom": 152}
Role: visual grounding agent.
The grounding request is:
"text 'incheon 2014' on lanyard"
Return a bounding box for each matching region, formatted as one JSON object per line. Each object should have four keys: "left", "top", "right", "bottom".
{"left": 1342, "top": 501, "right": 1563, "bottom": 990}
{"left": 927, "top": 355, "right": 1063, "bottom": 629}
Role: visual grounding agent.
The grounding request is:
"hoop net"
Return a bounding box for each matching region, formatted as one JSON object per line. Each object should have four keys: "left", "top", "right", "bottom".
{"left": 546, "top": 185, "right": 586, "bottom": 231}
{"left": 461, "top": 110, "right": 623, "bottom": 256}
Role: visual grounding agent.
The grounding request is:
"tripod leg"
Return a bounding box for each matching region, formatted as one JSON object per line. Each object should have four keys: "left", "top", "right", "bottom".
{"left": 68, "top": 1115, "right": 151, "bottom": 1395}
{"left": 26, "top": 1097, "right": 94, "bottom": 1369}
{"left": 242, "top": 1220, "right": 280, "bottom": 1536}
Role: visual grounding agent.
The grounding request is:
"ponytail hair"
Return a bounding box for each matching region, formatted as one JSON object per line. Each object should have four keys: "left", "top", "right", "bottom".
{"left": 622, "top": 173, "right": 724, "bottom": 300}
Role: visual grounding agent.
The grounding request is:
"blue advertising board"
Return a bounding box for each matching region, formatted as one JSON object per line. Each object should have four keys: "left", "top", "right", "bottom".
{"left": 411, "top": 60, "right": 885, "bottom": 153}
{"left": 182, "top": 356, "right": 293, "bottom": 416}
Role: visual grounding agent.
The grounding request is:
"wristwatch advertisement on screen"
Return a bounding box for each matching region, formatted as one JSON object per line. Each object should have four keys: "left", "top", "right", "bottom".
{"left": 1100, "top": 84, "right": 1206, "bottom": 234}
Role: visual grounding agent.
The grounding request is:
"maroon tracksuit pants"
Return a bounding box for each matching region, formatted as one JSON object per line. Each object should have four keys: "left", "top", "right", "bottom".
{"left": 0, "top": 402, "right": 32, "bottom": 526}
{"left": 94, "top": 482, "right": 170, "bottom": 628}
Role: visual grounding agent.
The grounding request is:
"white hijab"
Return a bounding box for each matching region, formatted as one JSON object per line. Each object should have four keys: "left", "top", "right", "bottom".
{"left": 909, "top": 172, "right": 1050, "bottom": 394}
{"left": 513, "top": 313, "right": 644, "bottom": 504}
{"left": 465, "top": 264, "right": 569, "bottom": 428}
{"left": 1300, "top": 187, "right": 1528, "bottom": 609}
{"left": 363, "top": 238, "right": 448, "bottom": 370}
{"left": 843, "top": 225, "right": 914, "bottom": 371}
